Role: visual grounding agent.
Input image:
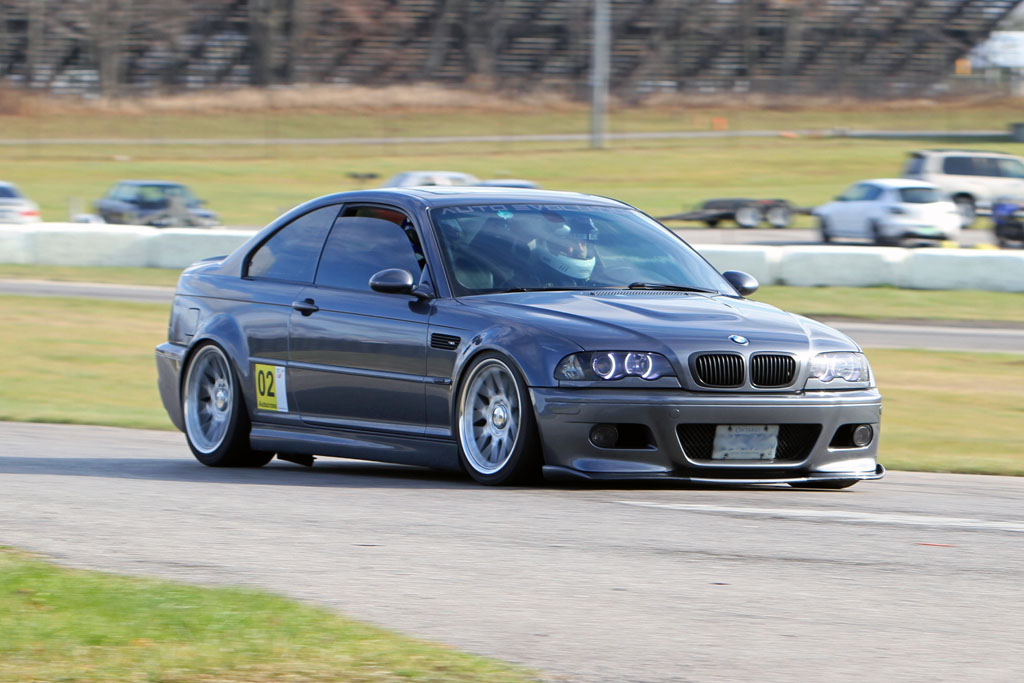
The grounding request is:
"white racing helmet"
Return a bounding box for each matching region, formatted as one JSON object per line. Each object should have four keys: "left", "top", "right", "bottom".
{"left": 538, "top": 215, "right": 598, "bottom": 280}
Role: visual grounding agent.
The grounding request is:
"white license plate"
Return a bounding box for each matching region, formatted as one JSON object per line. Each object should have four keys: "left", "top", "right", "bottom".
{"left": 712, "top": 425, "right": 779, "bottom": 460}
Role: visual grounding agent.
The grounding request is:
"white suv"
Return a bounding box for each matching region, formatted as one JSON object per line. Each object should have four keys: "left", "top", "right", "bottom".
{"left": 903, "top": 149, "right": 1024, "bottom": 225}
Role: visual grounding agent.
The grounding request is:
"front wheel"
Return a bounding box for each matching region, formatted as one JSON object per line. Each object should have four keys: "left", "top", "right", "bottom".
{"left": 456, "top": 354, "right": 540, "bottom": 485}
{"left": 182, "top": 343, "right": 272, "bottom": 467}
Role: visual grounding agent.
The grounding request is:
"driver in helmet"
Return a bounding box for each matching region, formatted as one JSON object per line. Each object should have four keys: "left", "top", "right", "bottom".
{"left": 534, "top": 213, "right": 599, "bottom": 287}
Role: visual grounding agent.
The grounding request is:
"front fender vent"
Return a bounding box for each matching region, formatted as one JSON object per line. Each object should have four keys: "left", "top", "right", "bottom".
{"left": 430, "top": 333, "right": 461, "bottom": 351}
{"left": 693, "top": 353, "right": 744, "bottom": 387}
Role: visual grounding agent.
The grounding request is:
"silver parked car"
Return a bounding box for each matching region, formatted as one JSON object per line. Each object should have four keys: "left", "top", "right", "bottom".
{"left": 0, "top": 182, "right": 41, "bottom": 224}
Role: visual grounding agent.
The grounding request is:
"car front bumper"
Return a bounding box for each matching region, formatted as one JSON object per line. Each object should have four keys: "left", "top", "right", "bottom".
{"left": 530, "top": 387, "right": 883, "bottom": 485}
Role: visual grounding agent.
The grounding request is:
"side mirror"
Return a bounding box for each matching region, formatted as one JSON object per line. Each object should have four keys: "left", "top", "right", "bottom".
{"left": 369, "top": 268, "right": 415, "bottom": 294}
{"left": 369, "top": 268, "right": 434, "bottom": 300}
{"left": 722, "top": 270, "right": 759, "bottom": 296}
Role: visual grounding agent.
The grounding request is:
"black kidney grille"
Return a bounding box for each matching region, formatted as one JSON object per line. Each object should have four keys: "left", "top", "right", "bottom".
{"left": 693, "top": 354, "right": 744, "bottom": 387}
{"left": 751, "top": 354, "right": 796, "bottom": 387}
{"left": 430, "top": 333, "right": 461, "bottom": 350}
{"left": 677, "top": 424, "right": 822, "bottom": 462}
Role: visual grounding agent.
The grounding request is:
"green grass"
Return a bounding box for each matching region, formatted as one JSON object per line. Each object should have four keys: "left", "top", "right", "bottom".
{"left": 0, "top": 296, "right": 171, "bottom": 430}
{"left": 752, "top": 286, "right": 1024, "bottom": 324}
{"left": 0, "top": 263, "right": 181, "bottom": 287}
{"left": 6, "top": 103, "right": 1024, "bottom": 225}
{"left": 0, "top": 547, "right": 533, "bottom": 682}
{"left": 872, "top": 349, "right": 1024, "bottom": 475}
{"left": 0, "top": 295, "right": 1021, "bottom": 475}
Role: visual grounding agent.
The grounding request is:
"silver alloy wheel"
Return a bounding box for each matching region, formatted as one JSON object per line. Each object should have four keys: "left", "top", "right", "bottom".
{"left": 459, "top": 359, "right": 522, "bottom": 475}
{"left": 183, "top": 345, "right": 234, "bottom": 455}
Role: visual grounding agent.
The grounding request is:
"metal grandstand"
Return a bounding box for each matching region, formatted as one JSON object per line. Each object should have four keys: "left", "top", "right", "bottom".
{"left": 0, "top": 0, "right": 1020, "bottom": 97}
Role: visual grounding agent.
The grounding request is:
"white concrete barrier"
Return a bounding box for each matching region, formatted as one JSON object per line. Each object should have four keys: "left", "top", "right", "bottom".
{"left": 147, "top": 228, "right": 252, "bottom": 269}
{"left": 3, "top": 224, "right": 1024, "bottom": 292}
{"left": 0, "top": 223, "right": 254, "bottom": 269}
{"left": 777, "top": 246, "right": 907, "bottom": 288}
{"left": 28, "top": 223, "right": 153, "bottom": 267}
{"left": 694, "top": 245, "right": 781, "bottom": 286}
{"left": 900, "top": 249, "right": 1024, "bottom": 292}
{"left": 0, "top": 225, "right": 31, "bottom": 264}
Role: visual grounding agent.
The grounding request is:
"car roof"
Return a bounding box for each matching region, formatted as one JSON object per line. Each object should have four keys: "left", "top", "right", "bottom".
{"left": 117, "top": 180, "right": 187, "bottom": 186}
{"left": 910, "top": 149, "right": 1019, "bottom": 158}
{"left": 856, "top": 178, "right": 941, "bottom": 189}
{"left": 347, "top": 186, "right": 628, "bottom": 208}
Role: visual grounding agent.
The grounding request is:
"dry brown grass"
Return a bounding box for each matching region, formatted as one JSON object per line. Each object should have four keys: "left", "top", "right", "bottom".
{"left": 5, "top": 81, "right": 1024, "bottom": 118}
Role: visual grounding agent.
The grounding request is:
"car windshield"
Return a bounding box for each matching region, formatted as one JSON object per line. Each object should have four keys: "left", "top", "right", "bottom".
{"left": 432, "top": 203, "right": 734, "bottom": 296}
{"left": 898, "top": 187, "right": 942, "bottom": 203}
{"left": 139, "top": 184, "right": 198, "bottom": 205}
{"left": 0, "top": 185, "right": 21, "bottom": 199}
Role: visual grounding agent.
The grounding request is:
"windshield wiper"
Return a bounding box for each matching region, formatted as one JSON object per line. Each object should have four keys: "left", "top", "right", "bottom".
{"left": 626, "top": 282, "right": 719, "bottom": 294}
{"left": 500, "top": 286, "right": 592, "bottom": 293}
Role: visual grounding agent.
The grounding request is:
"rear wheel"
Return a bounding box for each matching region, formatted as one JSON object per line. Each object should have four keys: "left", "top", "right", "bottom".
{"left": 764, "top": 202, "right": 792, "bottom": 228}
{"left": 182, "top": 343, "right": 272, "bottom": 467}
{"left": 456, "top": 354, "right": 540, "bottom": 485}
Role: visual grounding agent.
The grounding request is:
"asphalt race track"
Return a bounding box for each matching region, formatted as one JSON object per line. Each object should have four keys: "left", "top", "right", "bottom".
{"left": 2, "top": 421, "right": 1022, "bottom": 682}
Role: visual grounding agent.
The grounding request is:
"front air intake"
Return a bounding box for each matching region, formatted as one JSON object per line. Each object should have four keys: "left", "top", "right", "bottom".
{"left": 692, "top": 353, "right": 744, "bottom": 387}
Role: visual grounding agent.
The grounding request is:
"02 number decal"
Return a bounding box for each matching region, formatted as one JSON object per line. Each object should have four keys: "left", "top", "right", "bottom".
{"left": 254, "top": 363, "right": 288, "bottom": 412}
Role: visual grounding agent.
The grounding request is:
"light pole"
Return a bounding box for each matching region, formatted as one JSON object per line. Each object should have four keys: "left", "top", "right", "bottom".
{"left": 590, "top": 0, "right": 610, "bottom": 149}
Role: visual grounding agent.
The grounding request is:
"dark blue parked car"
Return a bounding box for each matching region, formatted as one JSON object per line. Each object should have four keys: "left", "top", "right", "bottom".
{"left": 156, "top": 188, "right": 883, "bottom": 488}
{"left": 95, "top": 180, "right": 219, "bottom": 227}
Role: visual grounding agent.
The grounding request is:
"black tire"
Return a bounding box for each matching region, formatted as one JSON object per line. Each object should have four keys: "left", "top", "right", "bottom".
{"left": 953, "top": 195, "right": 976, "bottom": 228}
{"left": 455, "top": 353, "right": 541, "bottom": 485}
{"left": 789, "top": 479, "right": 858, "bottom": 490}
{"left": 181, "top": 343, "right": 272, "bottom": 467}
{"left": 818, "top": 217, "right": 832, "bottom": 244}
{"left": 704, "top": 219, "right": 720, "bottom": 228}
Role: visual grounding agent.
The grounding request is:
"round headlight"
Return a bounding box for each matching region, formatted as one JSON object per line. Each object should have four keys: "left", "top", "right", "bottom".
{"left": 591, "top": 353, "right": 617, "bottom": 380}
{"left": 624, "top": 352, "right": 653, "bottom": 378}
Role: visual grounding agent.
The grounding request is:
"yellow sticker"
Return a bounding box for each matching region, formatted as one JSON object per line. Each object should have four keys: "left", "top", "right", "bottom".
{"left": 254, "top": 364, "right": 288, "bottom": 412}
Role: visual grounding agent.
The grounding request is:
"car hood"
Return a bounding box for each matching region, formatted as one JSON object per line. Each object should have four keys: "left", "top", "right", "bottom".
{"left": 463, "top": 290, "right": 858, "bottom": 356}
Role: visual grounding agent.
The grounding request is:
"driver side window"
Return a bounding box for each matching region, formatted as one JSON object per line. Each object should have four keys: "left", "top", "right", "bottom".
{"left": 314, "top": 213, "right": 423, "bottom": 292}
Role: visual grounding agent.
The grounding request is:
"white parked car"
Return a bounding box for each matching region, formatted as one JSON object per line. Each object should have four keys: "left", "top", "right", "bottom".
{"left": 380, "top": 171, "right": 481, "bottom": 188}
{"left": 0, "top": 181, "right": 41, "bottom": 224}
{"left": 902, "top": 149, "right": 1024, "bottom": 225}
{"left": 814, "top": 179, "right": 961, "bottom": 246}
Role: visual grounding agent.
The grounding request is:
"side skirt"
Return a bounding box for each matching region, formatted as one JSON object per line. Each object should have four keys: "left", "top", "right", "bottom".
{"left": 250, "top": 423, "right": 461, "bottom": 472}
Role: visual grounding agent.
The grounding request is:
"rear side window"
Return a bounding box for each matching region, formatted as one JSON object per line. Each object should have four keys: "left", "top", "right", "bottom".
{"left": 942, "top": 156, "right": 977, "bottom": 175}
{"left": 898, "top": 187, "right": 941, "bottom": 203}
{"left": 315, "top": 216, "right": 423, "bottom": 291}
{"left": 996, "top": 158, "right": 1024, "bottom": 178}
{"left": 247, "top": 205, "right": 340, "bottom": 282}
{"left": 0, "top": 185, "right": 19, "bottom": 199}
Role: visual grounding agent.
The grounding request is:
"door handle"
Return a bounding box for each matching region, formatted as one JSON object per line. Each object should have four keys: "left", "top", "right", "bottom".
{"left": 291, "top": 298, "right": 319, "bottom": 316}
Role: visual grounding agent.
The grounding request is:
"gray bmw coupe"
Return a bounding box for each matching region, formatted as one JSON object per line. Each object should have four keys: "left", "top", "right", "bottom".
{"left": 156, "top": 187, "right": 883, "bottom": 488}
